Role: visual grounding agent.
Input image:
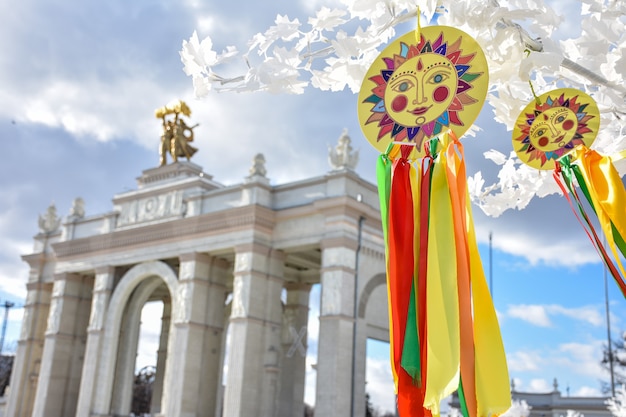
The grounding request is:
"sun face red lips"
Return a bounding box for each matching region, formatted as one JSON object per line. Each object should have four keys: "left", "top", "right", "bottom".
{"left": 410, "top": 106, "right": 431, "bottom": 115}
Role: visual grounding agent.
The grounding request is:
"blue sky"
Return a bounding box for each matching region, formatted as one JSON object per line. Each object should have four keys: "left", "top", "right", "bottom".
{"left": 0, "top": 0, "right": 625, "bottom": 414}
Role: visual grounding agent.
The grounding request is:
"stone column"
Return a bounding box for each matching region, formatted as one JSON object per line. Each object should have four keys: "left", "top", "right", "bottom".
{"left": 31, "top": 272, "right": 93, "bottom": 417}
{"left": 75, "top": 266, "right": 115, "bottom": 417}
{"left": 159, "top": 253, "right": 227, "bottom": 417}
{"left": 214, "top": 300, "right": 232, "bottom": 417}
{"left": 223, "top": 244, "right": 284, "bottom": 417}
{"left": 5, "top": 280, "right": 52, "bottom": 417}
{"left": 354, "top": 318, "right": 368, "bottom": 417}
{"left": 200, "top": 258, "right": 230, "bottom": 416}
{"left": 315, "top": 237, "right": 357, "bottom": 417}
{"left": 278, "top": 283, "right": 311, "bottom": 417}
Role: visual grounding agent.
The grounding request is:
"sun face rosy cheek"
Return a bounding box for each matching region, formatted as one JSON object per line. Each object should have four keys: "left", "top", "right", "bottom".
{"left": 392, "top": 95, "right": 408, "bottom": 112}
{"left": 562, "top": 119, "right": 575, "bottom": 130}
{"left": 433, "top": 86, "right": 449, "bottom": 103}
{"left": 538, "top": 136, "right": 549, "bottom": 147}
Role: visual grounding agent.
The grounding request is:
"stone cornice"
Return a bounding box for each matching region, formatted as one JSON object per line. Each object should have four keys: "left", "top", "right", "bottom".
{"left": 52, "top": 205, "right": 275, "bottom": 260}
{"left": 136, "top": 161, "right": 215, "bottom": 187}
{"left": 313, "top": 196, "right": 380, "bottom": 222}
{"left": 321, "top": 235, "right": 358, "bottom": 251}
{"left": 112, "top": 178, "right": 216, "bottom": 204}
{"left": 53, "top": 272, "right": 84, "bottom": 283}
{"left": 25, "top": 282, "right": 53, "bottom": 291}
{"left": 178, "top": 252, "right": 213, "bottom": 264}
{"left": 22, "top": 252, "right": 56, "bottom": 269}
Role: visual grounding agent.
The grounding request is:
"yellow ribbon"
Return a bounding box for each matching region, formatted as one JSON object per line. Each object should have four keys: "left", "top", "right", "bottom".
{"left": 466, "top": 194, "right": 511, "bottom": 416}
{"left": 573, "top": 145, "right": 626, "bottom": 280}
{"left": 424, "top": 150, "right": 460, "bottom": 415}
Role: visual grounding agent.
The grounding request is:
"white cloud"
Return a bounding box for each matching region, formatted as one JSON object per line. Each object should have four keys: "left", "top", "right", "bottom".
{"left": 556, "top": 341, "right": 607, "bottom": 380}
{"left": 304, "top": 284, "right": 321, "bottom": 405}
{"left": 136, "top": 301, "right": 164, "bottom": 371}
{"left": 507, "top": 305, "right": 552, "bottom": 327}
{"left": 505, "top": 304, "right": 604, "bottom": 328}
{"left": 507, "top": 338, "right": 609, "bottom": 396}
{"left": 366, "top": 355, "right": 395, "bottom": 414}
{"left": 0, "top": 189, "right": 41, "bottom": 300}
{"left": 304, "top": 354, "right": 317, "bottom": 406}
{"left": 307, "top": 285, "right": 321, "bottom": 345}
{"left": 508, "top": 351, "right": 542, "bottom": 372}
{"left": 299, "top": 0, "right": 342, "bottom": 14}
{"left": 0, "top": 252, "right": 31, "bottom": 300}
{"left": 471, "top": 194, "right": 602, "bottom": 268}
{"left": 528, "top": 378, "right": 552, "bottom": 392}
{"left": 549, "top": 305, "right": 604, "bottom": 327}
{"left": 574, "top": 386, "right": 602, "bottom": 397}
{"left": 11, "top": 78, "right": 176, "bottom": 145}
{"left": 511, "top": 377, "right": 524, "bottom": 390}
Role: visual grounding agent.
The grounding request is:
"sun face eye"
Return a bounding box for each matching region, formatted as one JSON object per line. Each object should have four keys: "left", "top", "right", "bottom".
{"left": 391, "top": 79, "right": 414, "bottom": 93}
{"left": 534, "top": 128, "right": 546, "bottom": 137}
{"left": 556, "top": 115, "right": 566, "bottom": 123}
{"left": 428, "top": 72, "right": 449, "bottom": 85}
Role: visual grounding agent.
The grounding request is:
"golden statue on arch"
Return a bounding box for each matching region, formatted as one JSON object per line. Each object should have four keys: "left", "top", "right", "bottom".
{"left": 155, "top": 99, "right": 199, "bottom": 166}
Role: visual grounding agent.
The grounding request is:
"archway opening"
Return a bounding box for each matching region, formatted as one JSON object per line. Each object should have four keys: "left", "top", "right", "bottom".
{"left": 132, "top": 300, "right": 165, "bottom": 415}
{"left": 109, "top": 276, "right": 171, "bottom": 417}
{"left": 304, "top": 283, "right": 321, "bottom": 410}
{"left": 366, "top": 338, "right": 396, "bottom": 416}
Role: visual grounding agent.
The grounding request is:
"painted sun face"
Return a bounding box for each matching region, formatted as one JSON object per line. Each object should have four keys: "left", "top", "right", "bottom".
{"left": 357, "top": 26, "right": 489, "bottom": 157}
{"left": 384, "top": 53, "right": 458, "bottom": 127}
{"left": 512, "top": 88, "right": 600, "bottom": 170}
{"left": 528, "top": 107, "right": 578, "bottom": 152}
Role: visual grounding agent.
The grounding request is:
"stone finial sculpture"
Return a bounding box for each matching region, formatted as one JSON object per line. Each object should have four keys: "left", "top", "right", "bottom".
{"left": 69, "top": 197, "right": 85, "bottom": 220}
{"left": 38, "top": 203, "right": 61, "bottom": 234}
{"left": 248, "top": 153, "right": 267, "bottom": 178}
{"left": 328, "top": 128, "right": 359, "bottom": 171}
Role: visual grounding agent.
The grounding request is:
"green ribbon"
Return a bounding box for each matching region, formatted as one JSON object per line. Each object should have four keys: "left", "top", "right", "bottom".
{"left": 458, "top": 379, "right": 470, "bottom": 417}
{"left": 376, "top": 148, "right": 392, "bottom": 249}
{"left": 401, "top": 282, "right": 421, "bottom": 383}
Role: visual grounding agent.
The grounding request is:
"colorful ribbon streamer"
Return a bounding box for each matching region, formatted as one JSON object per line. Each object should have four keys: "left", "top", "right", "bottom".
{"left": 377, "top": 133, "right": 511, "bottom": 417}
{"left": 555, "top": 146, "right": 626, "bottom": 297}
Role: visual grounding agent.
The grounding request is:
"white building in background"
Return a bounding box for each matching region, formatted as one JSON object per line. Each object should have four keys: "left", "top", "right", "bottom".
{"left": 511, "top": 380, "right": 611, "bottom": 417}
{"left": 6, "top": 130, "right": 392, "bottom": 417}
{"left": 449, "top": 380, "right": 612, "bottom": 417}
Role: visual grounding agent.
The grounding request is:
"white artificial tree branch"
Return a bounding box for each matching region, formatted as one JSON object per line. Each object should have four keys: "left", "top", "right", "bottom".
{"left": 180, "top": 0, "right": 626, "bottom": 216}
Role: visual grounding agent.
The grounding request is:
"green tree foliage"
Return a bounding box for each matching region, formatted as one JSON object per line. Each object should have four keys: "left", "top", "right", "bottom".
{"left": 602, "top": 332, "right": 626, "bottom": 394}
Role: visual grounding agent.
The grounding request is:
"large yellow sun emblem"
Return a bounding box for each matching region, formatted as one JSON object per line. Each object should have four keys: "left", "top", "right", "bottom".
{"left": 512, "top": 88, "right": 600, "bottom": 170}
{"left": 357, "top": 26, "right": 489, "bottom": 156}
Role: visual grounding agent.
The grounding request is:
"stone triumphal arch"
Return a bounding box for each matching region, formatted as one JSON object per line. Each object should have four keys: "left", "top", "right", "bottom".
{"left": 7, "top": 130, "right": 390, "bottom": 417}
